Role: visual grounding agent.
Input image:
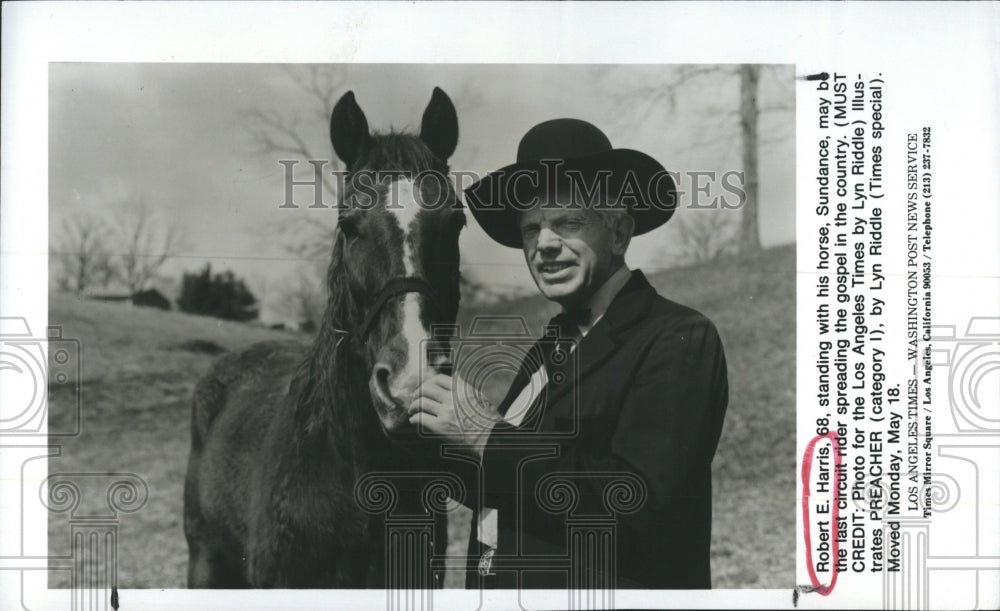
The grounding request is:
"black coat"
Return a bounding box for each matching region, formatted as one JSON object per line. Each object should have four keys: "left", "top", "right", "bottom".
{"left": 464, "top": 270, "right": 729, "bottom": 589}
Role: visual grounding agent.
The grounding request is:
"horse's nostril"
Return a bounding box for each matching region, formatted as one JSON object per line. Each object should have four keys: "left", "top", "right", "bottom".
{"left": 373, "top": 364, "right": 395, "bottom": 406}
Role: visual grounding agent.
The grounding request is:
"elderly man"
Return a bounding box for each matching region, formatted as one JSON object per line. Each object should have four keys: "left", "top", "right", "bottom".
{"left": 410, "top": 118, "right": 729, "bottom": 589}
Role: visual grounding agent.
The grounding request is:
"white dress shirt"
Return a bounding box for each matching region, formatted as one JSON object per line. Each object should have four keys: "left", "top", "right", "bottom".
{"left": 478, "top": 265, "right": 633, "bottom": 548}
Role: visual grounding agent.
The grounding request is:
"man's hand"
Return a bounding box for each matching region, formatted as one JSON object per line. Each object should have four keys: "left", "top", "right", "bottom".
{"left": 408, "top": 373, "right": 496, "bottom": 458}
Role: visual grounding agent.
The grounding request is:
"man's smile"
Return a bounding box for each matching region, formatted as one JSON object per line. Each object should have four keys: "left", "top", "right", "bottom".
{"left": 537, "top": 261, "right": 577, "bottom": 278}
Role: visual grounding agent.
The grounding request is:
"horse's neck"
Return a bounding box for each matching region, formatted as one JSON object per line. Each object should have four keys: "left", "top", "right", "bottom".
{"left": 288, "top": 323, "right": 387, "bottom": 476}
{"left": 285, "top": 241, "right": 404, "bottom": 476}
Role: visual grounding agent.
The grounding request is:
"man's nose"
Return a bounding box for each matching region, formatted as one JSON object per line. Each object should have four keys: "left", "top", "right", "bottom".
{"left": 536, "top": 226, "right": 561, "bottom": 252}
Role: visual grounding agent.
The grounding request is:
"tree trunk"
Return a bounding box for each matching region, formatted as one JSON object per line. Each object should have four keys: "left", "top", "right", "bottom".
{"left": 739, "top": 65, "right": 761, "bottom": 253}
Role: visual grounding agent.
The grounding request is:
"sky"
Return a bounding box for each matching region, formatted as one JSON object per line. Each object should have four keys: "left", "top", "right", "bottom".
{"left": 49, "top": 63, "right": 795, "bottom": 318}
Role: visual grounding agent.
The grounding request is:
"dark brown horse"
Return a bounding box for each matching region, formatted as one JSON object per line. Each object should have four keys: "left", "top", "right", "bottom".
{"left": 184, "top": 88, "right": 466, "bottom": 588}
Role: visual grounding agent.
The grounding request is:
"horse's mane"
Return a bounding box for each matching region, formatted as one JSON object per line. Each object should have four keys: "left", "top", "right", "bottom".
{"left": 284, "top": 229, "right": 372, "bottom": 475}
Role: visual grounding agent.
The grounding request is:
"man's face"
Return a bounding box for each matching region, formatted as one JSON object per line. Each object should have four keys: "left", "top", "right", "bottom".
{"left": 519, "top": 200, "right": 631, "bottom": 308}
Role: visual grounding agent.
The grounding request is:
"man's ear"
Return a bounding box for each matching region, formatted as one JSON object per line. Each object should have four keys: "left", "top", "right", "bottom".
{"left": 611, "top": 214, "right": 635, "bottom": 256}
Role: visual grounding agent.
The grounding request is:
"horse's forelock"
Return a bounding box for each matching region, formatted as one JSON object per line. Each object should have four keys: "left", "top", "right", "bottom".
{"left": 355, "top": 132, "right": 448, "bottom": 175}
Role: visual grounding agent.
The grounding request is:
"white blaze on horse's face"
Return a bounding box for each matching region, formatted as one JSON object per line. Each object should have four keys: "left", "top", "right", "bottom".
{"left": 330, "top": 87, "right": 461, "bottom": 437}
{"left": 370, "top": 178, "right": 436, "bottom": 433}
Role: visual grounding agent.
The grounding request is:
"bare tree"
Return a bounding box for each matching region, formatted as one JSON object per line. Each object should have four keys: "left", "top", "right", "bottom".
{"left": 248, "top": 64, "right": 347, "bottom": 203}
{"left": 608, "top": 65, "right": 793, "bottom": 255}
{"left": 245, "top": 65, "right": 347, "bottom": 326}
{"left": 263, "top": 263, "right": 327, "bottom": 330}
{"left": 669, "top": 209, "right": 740, "bottom": 265}
{"left": 738, "top": 65, "right": 761, "bottom": 253}
{"left": 113, "top": 203, "right": 184, "bottom": 293}
{"left": 53, "top": 213, "right": 114, "bottom": 293}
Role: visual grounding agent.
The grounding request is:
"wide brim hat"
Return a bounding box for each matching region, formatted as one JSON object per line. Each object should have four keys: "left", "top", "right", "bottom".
{"left": 465, "top": 118, "right": 677, "bottom": 248}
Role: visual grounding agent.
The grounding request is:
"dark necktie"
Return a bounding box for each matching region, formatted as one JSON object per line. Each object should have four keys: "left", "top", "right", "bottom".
{"left": 498, "top": 309, "right": 591, "bottom": 424}
{"left": 537, "top": 309, "right": 589, "bottom": 395}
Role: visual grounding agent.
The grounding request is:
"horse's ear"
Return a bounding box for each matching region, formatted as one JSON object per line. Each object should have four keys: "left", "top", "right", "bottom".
{"left": 330, "top": 91, "right": 372, "bottom": 170}
{"left": 420, "top": 87, "right": 458, "bottom": 163}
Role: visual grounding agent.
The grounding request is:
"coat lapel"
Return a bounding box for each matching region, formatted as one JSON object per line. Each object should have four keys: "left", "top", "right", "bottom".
{"left": 493, "top": 271, "right": 658, "bottom": 423}
{"left": 540, "top": 271, "right": 656, "bottom": 418}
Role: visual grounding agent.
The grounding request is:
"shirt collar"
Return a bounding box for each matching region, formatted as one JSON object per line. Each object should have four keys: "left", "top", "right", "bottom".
{"left": 570, "top": 264, "right": 633, "bottom": 337}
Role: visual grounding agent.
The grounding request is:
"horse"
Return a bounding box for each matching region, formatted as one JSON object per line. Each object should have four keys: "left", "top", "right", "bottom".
{"left": 183, "top": 87, "right": 467, "bottom": 588}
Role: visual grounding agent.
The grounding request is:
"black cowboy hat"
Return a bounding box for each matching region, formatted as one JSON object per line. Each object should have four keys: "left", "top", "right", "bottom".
{"left": 465, "top": 118, "right": 677, "bottom": 248}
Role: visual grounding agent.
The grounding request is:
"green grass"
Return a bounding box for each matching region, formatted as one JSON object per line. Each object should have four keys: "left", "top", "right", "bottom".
{"left": 47, "top": 244, "right": 795, "bottom": 589}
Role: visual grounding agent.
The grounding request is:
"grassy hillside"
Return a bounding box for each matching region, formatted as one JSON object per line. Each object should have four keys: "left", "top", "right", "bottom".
{"left": 47, "top": 243, "right": 795, "bottom": 589}
{"left": 45, "top": 298, "right": 304, "bottom": 588}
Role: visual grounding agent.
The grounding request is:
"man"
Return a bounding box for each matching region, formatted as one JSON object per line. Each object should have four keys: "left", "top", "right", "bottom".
{"left": 410, "top": 118, "right": 729, "bottom": 589}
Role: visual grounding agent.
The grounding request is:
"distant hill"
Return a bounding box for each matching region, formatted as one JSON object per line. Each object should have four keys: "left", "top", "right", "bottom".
{"left": 466, "top": 244, "right": 794, "bottom": 334}
{"left": 49, "top": 292, "right": 299, "bottom": 389}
